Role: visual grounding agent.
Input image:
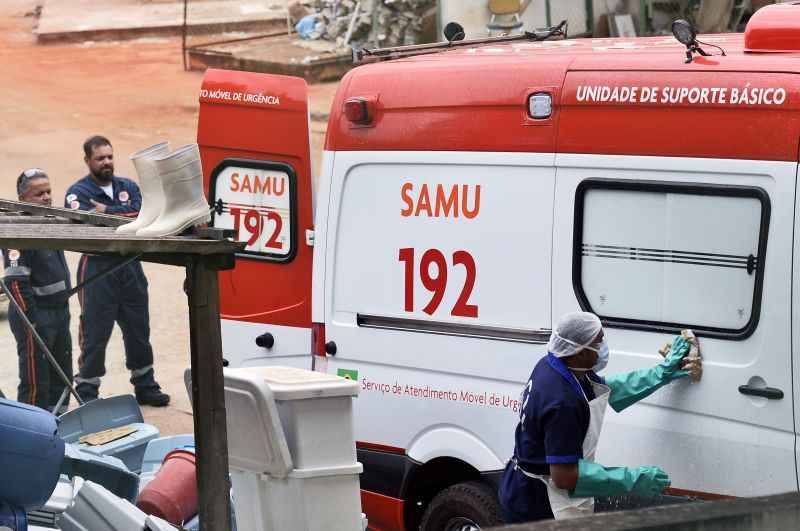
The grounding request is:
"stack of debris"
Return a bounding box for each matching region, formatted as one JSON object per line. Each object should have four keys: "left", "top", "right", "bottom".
{"left": 0, "top": 393, "right": 209, "bottom": 530}
{"left": 292, "top": 0, "right": 434, "bottom": 48}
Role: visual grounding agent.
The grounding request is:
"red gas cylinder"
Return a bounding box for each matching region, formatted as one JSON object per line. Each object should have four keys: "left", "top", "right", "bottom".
{"left": 137, "top": 449, "right": 198, "bottom": 526}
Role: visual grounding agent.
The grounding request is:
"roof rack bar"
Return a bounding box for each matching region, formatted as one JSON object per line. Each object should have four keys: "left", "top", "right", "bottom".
{"left": 354, "top": 20, "right": 567, "bottom": 65}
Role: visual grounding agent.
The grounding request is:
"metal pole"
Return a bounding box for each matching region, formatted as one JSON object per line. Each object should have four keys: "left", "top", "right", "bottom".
{"left": 0, "top": 279, "right": 83, "bottom": 405}
{"left": 546, "top": 0, "right": 552, "bottom": 27}
{"left": 187, "top": 258, "right": 231, "bottom": 531}
{"left": 585, "top": 0, "right": 594, "bottom": 36}
{"left": 52, "top": 387, "right": 69, "bottom": 414}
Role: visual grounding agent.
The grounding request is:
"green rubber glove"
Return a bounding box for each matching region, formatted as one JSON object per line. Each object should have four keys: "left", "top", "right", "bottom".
{"left": 605, "top": 336, "right": 690, "bottom": 412}
{"left": 570, "top": 459, "right": 671, "bottom": 499}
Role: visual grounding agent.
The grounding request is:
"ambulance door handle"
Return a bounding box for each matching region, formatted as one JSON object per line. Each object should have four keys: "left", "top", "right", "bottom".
{"left": 738, "top": 385, "right": 783, "bottom": 400}
{"left": 325, "top": 341, "right": 338, "bottom": 356}
{"left": 256, "top": 332, "right": 275, "bottom": 349}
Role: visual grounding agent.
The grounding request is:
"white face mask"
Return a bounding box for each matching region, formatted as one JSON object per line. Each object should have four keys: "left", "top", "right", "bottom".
{"left": 583, "top": 340, "right": 610, "bottom": 373}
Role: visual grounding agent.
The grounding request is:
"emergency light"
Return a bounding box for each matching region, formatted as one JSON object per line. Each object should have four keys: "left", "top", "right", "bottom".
{"left": 344, "top": 97, "right": 371, "bottom": 125}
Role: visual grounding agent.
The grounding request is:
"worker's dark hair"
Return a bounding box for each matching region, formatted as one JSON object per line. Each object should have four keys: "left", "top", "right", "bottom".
{"left": 83, "top": 135, "right": 112, "bottom": 158}
{"left": 17, "top": 168, "right": 48, "bottom": 197}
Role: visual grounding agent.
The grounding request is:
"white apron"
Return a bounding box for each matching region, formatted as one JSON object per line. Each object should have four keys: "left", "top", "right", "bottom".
{"left": 514, "top": 377, "right": 610, "bottom": 520}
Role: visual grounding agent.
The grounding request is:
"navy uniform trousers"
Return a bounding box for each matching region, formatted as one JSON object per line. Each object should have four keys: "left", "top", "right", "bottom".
{"left": 3, "top": 247, "right": 73, "bottom": 412}
{"left": 75, "top": 255, "right": 157, "bottom": 398}
{"left": 9, "top": 303, "right": 71, "bottom": 411}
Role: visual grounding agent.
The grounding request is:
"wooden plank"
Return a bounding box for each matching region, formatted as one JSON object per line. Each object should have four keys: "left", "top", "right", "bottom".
{"left": 79, "top": 425, "right": 138, "bottom": 446}
{"left": 0, "top": 225, "right": 243, "bottom": 255}
{"left": 0, "top": 199, "right": 132, "bottom": 227}
{"left": 188, "top": 257, "right": 232, "bottom": 531}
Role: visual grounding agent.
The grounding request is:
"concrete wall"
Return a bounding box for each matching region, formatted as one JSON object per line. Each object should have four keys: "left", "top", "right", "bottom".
{"left": 438, "top": 0, "right": 547, "bottom": 39}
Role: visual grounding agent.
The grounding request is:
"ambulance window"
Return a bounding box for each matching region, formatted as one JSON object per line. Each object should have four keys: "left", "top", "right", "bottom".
{"left": 209, "top": 159, "right": 297, "bottom": 262}
{"left": 574, "top": 180, "right": 769, "bottom": 339}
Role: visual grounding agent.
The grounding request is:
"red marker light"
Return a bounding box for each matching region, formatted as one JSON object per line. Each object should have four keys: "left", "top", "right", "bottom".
{"left": 344, "top": 97, "right": 371, "bottom": 124}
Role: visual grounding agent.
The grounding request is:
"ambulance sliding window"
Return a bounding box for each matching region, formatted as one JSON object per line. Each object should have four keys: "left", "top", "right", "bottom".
{"left": 209, "top": 158, "right": 297, "bottom": 262}
{"left": 573, "top": 180, "right": 769, "bottom": 340}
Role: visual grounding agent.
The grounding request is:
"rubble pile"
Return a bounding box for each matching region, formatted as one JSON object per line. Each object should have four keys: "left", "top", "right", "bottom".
{"left": 295, "top": 0, "right": 434, "bottom": 47}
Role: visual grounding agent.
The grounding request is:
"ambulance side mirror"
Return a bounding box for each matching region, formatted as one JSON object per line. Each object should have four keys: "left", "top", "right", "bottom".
{"left": 444, "top": 22, "right": 466, "bottom": 43}
{"left": 672, "top": 19, "right": 719, "bottom": 63}
{"left": 671, "top": 19, "right": 696, "bottom": 47}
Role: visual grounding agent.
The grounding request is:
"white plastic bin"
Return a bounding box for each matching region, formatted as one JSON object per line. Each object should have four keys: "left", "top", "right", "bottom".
{"left": 225, "top": 366, "right": 359, "bottom": 470}
{"left": 230, "top": 463, "right": 363, "bottom": 531}
{"left": 224, "top": 366, "right": 363, "bottom": 531}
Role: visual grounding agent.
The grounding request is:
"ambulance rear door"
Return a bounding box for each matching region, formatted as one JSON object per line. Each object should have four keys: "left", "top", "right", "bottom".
{"left": 198, "top": 69, "right": 314, "bottom": 369}
{"left": 553, "top": 68, "right": 800, "bottom": 497}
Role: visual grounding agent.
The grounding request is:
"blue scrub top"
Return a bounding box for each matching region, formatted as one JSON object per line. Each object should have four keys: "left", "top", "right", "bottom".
{"left": 498, "top": 353, "right": 603, "bottom": 523}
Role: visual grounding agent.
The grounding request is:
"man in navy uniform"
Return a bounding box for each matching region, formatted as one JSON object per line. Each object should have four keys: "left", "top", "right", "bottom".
{"left": 66, "top": 135, "right": 170, "bottom": 407}
{"left": 4, "top": 168, "right": 72, "bottom": 413}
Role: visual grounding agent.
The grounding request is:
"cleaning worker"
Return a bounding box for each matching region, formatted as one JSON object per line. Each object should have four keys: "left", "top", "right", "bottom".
{"left": 498, "top": 311, "right": 701, "bottom": 522}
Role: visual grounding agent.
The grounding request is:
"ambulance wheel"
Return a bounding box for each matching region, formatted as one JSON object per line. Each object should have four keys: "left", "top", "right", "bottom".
{"left": 420, "top": 481, "right": 504, "bottom": 531}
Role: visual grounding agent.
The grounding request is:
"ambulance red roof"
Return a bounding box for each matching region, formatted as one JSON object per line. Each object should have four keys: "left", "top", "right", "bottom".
{"left": 326, "top": 29, "right": 800, "bottom": 161}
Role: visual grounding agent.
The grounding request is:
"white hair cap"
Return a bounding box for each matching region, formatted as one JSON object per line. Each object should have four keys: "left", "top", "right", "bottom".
{"left": 548, "top": 311, "right": 602, "bottom": 358}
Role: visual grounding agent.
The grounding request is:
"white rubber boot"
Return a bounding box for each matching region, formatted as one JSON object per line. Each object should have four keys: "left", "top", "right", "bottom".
{"left": 137, "top": 143, "right": 211, "bottom": 237}
{"left": 115, "top": 141, "right": 170, "bottom": 235}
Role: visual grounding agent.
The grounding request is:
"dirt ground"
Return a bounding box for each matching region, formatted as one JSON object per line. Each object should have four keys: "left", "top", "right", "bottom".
{"left": 0, "top": 0, "right": 335, "bottom": 435}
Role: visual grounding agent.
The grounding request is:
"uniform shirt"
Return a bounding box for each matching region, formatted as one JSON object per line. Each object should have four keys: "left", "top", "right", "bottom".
{"left": 65, "top": 174, "right": 141, "bottom": 218}
{"left": 513, "top": 353, "right": 603, "bottom": 474}
{"left": 2, "top": 248, "right": 71, "bottom": 323}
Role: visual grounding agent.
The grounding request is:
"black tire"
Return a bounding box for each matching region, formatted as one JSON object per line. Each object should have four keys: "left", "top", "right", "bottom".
{"left": 420, "top": 481, "right": 505, "bottom": 531}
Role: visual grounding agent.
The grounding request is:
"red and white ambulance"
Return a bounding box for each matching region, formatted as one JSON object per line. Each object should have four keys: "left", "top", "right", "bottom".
{"left": 198, "top": 4, "right": 800, "bottom": 530}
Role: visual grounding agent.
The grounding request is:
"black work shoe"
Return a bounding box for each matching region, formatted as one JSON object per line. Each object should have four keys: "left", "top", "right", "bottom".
{"left": 135, "top": 386, "right": 171, "bottom": 407}
{"left": 75, "top": 383, "right": 99, "bottom": 404}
